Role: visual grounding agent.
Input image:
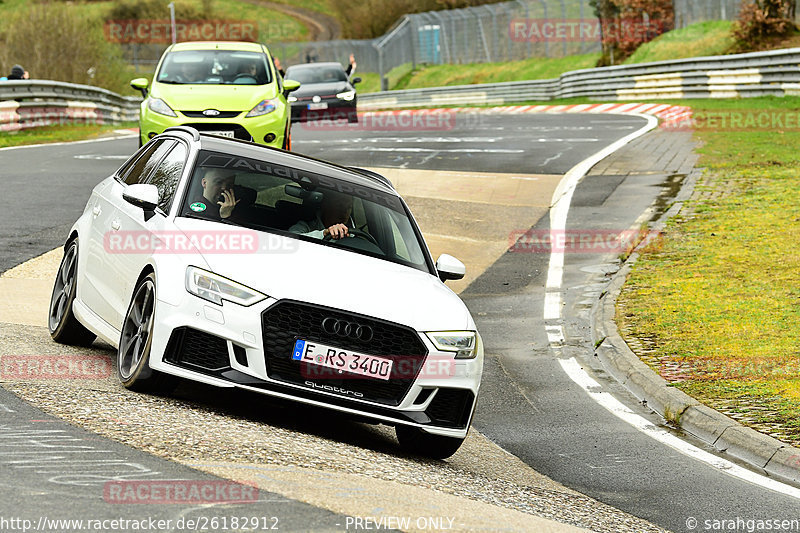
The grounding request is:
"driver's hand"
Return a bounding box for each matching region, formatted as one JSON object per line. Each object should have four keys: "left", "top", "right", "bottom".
{"left": 218, "top": 189, "right": 241, "bottom": 219}
{"left": 324, "top": 223, "right": 349, "bottom": 239}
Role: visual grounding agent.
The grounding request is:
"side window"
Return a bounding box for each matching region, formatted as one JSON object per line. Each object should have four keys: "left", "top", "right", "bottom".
{"left": 145, "top": 143, "right": 187, "bottom": 214}
{"left": 122, "top": 139, "right": 175, "bottom": 185}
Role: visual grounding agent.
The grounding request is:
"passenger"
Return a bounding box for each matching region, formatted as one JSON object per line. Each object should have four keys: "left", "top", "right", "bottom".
{"left": 190, "top": 168, "right": 240, "bottom": 219}
{"left": 289, "top": 191, "right": 352, "bottom": 240}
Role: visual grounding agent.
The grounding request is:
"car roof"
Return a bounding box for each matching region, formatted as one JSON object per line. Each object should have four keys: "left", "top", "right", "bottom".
{"left": 164, "top": 130, "right": 397, "bottom": 195}
{"left": 286, "top": 62, "right": 344, "bottom": 70}
{"left": 169, "top": 41, "right": 265, "bottom": 53}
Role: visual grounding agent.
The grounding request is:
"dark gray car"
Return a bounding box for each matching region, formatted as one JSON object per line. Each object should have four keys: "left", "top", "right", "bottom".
{"left": 285, "top": 62, "right": 360, "bottom": 124}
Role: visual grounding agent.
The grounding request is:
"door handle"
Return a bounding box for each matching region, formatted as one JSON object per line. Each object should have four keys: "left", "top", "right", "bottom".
{"left": 111, "top": 220, "right": 121, "bottom": 231}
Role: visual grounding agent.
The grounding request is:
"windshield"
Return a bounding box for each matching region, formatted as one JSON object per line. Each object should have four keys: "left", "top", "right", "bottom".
{"left": 157, "top": 50, "right": 272, "bottom": 85}
{"left": 180, "top": 150, "right": 432, "bottom": 274}
{"left": 285, "top": 66, "right": 347, "bottom": 84}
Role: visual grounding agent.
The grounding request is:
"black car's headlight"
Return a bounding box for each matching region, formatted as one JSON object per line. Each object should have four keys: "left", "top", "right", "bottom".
{"left": 148, "top": 98, "right": 177, "bottom": 117}
{"left": 336, "top": 89, "right": 356, "bottom": 101}
{"left": 185, "top": 266, "right": 266, "bottom": 306}
{"left": 425, "top": 331, "right": 477, "bottom": 359}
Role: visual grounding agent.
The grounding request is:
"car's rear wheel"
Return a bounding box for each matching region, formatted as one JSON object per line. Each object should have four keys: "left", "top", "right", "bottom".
{"left": 395, "top": 425, "right": 465, "bottom": 459}
{"left": 348, "top": 110, "right": 358, "bottom": 124}
{"left": 117, "top": 273, "right": 175, "bottom": 393}
{"left": 49, "top": 240, "right": 96, "bottom": 346}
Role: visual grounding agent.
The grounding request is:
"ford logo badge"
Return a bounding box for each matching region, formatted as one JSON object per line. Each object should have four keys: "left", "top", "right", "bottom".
{"left": 202, "top": 109, "right": 221, "bottom": 117}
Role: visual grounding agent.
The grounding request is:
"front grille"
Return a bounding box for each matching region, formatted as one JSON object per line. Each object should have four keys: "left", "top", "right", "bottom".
{"left": 164, "top": 327, "right": 230, "bottom": 372}
{"left": 261, "top": 300, "right": 427, "bottom": 406}
{"left": 425, "top": 389, "right": 474, "bottom": 429}
{"left": 181, "top": 111, "right": 241, "bottom": 119}
{"left": 182, "top": 123, "right": 252, "bottom": 141}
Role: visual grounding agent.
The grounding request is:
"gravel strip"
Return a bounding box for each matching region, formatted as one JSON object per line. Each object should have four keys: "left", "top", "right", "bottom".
{"left": 1, "top": 322, "right": 668, "bottom": 533}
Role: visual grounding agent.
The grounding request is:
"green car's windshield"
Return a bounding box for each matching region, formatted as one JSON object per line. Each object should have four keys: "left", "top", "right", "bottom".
{"left": 157, "top": 50, "right": 273, "bottom": 85}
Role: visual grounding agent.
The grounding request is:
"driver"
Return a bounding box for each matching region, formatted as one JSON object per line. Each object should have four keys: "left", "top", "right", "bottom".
{"left": 289, "top": 190, "right": 352, "bottom": 239}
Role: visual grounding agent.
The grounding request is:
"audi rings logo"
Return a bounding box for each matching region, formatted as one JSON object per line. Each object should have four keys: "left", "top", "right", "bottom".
{"left": 321, "top": 317, "right": 373, "bottom": 342}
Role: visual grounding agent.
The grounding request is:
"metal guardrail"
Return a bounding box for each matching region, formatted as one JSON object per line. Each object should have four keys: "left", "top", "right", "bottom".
{"left": 2, "top": 47, "right": 800, "bottom": 132}
{"left": 0, "top": 80, "right": 140, "bottom": 132}
{"left": 358, "top": 47, "right": 800, "bottom": 109}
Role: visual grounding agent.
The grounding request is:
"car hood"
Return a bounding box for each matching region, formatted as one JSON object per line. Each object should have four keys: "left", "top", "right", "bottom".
{"left": 152, "top": 82, "right": 279, "bottom": 112}
{"left": 172, "top": 218, "right": 472, "bottom": 331}
{"left": 290, "top": 81, "right": 350, "bottom": 98}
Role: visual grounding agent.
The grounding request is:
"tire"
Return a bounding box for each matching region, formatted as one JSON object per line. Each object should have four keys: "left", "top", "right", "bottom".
{"left": 396, "top": 425, "right": 465, "bottom": 460}
{"left": 348, "top": 111, "right": 358, "bottom": 124}
{"left": 138, "top": 129, "right": 143, "bottom": 148}
{"left": 117, "top": 273, "right": 176, "bottom": 394}
{"left": 48, "top": 240, "right": 96, "bottom": 346}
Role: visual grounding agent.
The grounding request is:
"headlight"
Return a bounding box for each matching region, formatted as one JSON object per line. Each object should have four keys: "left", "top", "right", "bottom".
{"left": 147, "top": 98, "right": 177, "bottom": 117}
{"left": 425, "top": 331, "right": 477, "bottom": 359}
{"left": 287, "top": 96, "right": 297, "bottom": 103}
{"left": 185, "top": 266, "right": 266, "bottom": 306}
{"left": 245, "top": 99, "right": 278, "bottom": 117}
{"left": 336, "top": 90, "right": 356, "bottom": 101}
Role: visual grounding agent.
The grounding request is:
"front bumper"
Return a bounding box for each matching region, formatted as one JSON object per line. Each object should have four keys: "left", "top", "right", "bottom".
{"left": 290, "top": 97, "right": 357, "bottom": 123}
{"left": 148, "top": 291, "right": 483, "bottom": 438}
{"left": 139, "top": 106, "right": 289, "bottom": 147}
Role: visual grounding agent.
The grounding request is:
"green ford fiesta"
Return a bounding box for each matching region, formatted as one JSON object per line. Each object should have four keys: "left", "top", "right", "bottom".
{"left": 131, "top": 41, "right": 300, "bottom": 149}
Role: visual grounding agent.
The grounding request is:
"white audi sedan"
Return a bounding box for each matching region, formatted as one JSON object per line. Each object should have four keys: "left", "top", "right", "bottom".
{"left": 49, "top": 126, "right": 483, "bottom": 458}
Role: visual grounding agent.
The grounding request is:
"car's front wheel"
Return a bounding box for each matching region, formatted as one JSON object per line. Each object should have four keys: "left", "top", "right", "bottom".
{"left": 396, "top": 425, "right": 465, "bottom": 459}
{"left": 117, "top": 273, "right": 175, "bottom": 393}
{"left": 48, "top": 240, "right": 96, "bottom": 346}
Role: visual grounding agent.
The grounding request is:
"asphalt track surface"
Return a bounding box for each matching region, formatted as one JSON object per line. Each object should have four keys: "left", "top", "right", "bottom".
{"left": 1, "top": 113, "right": 797, "bottom": 530}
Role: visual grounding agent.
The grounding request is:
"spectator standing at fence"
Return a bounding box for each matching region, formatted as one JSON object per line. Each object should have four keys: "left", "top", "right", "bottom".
{"left": 345, "top": 54, "right": 356, "bottom": 77}
{"left": 7, "top": 65, "right": 25, "bottom": 80}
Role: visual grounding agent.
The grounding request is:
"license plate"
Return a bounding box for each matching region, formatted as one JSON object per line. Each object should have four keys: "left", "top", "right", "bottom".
{"left": 307, "top": 102, "right": 328, "bottom": 110}
{"left": 292, "top": 339, "right": 392, "bottom": 381}
{"left": 207, "top": 130, "right": 235, "bottom": 138}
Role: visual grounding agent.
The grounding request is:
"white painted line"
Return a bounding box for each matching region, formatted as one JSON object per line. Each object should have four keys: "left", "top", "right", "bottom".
{"left": 334, "top": 147, "right": 524, "bottom": 154}
{"left": 0, "top": 133, "right": 136, "bottom": 152}
{"left": 559, "top": 357, "right": 800, "bottom": 500}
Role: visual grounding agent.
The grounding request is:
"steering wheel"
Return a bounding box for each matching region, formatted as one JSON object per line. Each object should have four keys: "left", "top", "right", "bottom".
{"left": 324, "top": 228, "right": 379, "bottom": 247}
{"left": 234, "top": 73, "right": 258, "bottom": 82}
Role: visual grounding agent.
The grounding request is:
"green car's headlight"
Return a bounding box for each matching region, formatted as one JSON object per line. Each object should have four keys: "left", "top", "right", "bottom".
{"left": 425, "top": 331, "right": 477, "bottom": 359}
{"left": 147, "top": 98, "right": 177, "bottom": 117}
{"left": 336, "top": 90, "right": 356, "bottom": 101}
{"left": 185, "top": 266, "right": 266, "bottom": 307}
{"left": 246, "top": 98, "right": 278, "bottom": 117}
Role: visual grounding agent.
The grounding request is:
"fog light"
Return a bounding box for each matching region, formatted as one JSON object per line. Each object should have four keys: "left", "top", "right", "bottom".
{"left": 264, "top": 133, "right": 276, "bottom": 143}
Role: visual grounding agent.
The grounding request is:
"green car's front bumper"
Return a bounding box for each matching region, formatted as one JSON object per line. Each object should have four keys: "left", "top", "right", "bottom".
{"left": 139, "top": 101, "right": 290, "bottom": 148}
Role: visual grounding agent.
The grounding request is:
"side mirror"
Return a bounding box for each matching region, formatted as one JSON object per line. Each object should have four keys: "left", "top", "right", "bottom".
{"left": 283, "top": 79, "right": 301, "bottom": 96}
{"left": 123, "top": 184, "right": 159, "bottom": 220}
{"left": 436, "top": 254, "right": 465, "bottom": 282}
{"left": 130, "top": 77, "right": 149, "bottom": 98}
{"left": 351, "top": 77, "right": 362, "bottom": 84}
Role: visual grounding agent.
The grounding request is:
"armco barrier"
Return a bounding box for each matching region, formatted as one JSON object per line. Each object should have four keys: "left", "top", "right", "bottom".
{"left": 359, "top": 47, "right": 800, "bottom": 109}
{"left": 0, "top": 80, "right": 140, "bottom": 132}
{"left": 2, "top": 47, "right": 800, "bottom": 131}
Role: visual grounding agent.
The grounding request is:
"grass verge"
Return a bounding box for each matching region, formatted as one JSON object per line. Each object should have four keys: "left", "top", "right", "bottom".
{"left": 0, "top": 122, "right": 137, "bottom": 148}
{"left": 615, "top": 96, "right": 800, "bottom": 445}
